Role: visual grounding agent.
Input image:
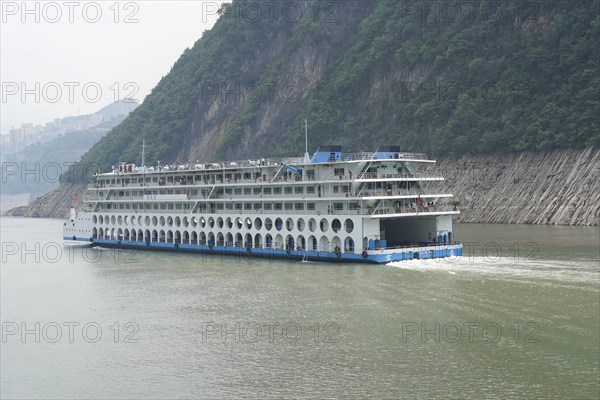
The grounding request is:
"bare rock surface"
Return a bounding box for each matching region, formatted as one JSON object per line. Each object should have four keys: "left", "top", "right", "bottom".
{"left": 433, "top": 148, "right": 599, "bottom": 225}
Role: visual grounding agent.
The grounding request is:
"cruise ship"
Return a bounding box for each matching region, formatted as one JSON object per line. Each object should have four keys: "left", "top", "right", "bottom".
{"left": 63, "top": 145, "right": 462, "bottom": 263}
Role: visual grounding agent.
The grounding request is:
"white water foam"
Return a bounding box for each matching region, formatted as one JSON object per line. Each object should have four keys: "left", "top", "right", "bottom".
{"left": 387, "top": 256, "right": 600, "bottom": 284}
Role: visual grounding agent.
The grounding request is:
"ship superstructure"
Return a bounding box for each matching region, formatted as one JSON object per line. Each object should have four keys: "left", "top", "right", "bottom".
{"left": 64, "top": 146, "right": 462, "bottom": 263}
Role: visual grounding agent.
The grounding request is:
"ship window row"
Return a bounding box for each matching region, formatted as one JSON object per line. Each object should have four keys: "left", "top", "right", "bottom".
{"left": 97, "top": 201, "right": 344, "bottom": 213}
{"left": 93, "top": 215, "right": 354, "bottom": 234}
{"left": 99, "top": 184, "right": 338, "bottom": 197}
{"left": 93, "top": 228, "right": 355, "bottom": 252}
{"left": 106, "top": 185, "right": 358, "bottom": 200}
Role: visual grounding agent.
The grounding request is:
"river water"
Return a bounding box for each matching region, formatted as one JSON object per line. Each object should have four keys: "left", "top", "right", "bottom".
{"left": 1, "top": 217, "right": 598, "bottom": 399}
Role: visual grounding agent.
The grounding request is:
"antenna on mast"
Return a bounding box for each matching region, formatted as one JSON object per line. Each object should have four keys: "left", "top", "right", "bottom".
{"left": 304, "top": 119, "right": 310, "bottom": 163}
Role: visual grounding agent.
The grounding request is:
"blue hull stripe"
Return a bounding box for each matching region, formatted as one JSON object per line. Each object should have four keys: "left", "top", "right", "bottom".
{"left": 64, "top": 237, "right": 462, "bottom": 264}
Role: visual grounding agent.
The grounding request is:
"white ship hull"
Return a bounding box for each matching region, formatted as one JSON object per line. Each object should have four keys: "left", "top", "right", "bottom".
{"left": 64, "top": 146, "right": 463, "bottom": 264}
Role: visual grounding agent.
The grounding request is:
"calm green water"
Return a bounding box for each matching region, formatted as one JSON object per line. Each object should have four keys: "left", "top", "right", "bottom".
{"left": 1, "top": 217, "right": 598, "bottom": 399}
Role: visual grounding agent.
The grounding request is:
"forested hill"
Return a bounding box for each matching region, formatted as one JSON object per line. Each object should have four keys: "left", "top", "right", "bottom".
{"left": 64, "top": 0, "right": 598, "bottom": 182}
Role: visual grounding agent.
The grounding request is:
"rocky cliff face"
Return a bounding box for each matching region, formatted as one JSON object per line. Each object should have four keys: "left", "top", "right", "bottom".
{"left": 8, "top": 148, "right": 598, "bottom": 226}
{"left": 433, "top": 147, "right": 600, "bottom": 225}
{"left": 5, "top": 183, "right": 87, "bottom": 219}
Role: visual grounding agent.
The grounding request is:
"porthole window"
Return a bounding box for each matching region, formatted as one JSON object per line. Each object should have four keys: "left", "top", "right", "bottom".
{"left": 308, "top": 218, "right": 316, "bottom": 232}
{"left": 345, "top": 219, "right": 354, "bottom": 233}
{"left": 319, "top": 218, "right": 329, "bottom": 233}
{"left": 297, "top": 218, "right": 306, "bottom": 232}
{"left": 332, "top": 219, "right": 341, "bottom": 233}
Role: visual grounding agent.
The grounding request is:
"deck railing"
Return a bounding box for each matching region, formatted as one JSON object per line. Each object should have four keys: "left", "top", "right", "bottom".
{"left": 85, "top": 204, "right": 458, "bottom": 216}
{"left": 84, "top": 189, "right": 450, "bottom": 203}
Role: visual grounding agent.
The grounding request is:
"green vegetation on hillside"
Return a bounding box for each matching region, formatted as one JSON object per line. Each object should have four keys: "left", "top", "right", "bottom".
{"left": 64, "top": 0, "right": 599, "bottom": 183}
{"left": 275, "top": 0, "right": 599, "bottom": 156}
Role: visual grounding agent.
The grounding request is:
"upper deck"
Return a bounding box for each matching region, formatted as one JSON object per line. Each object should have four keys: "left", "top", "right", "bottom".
{"left": 94, "top": 146, "right": 435, "bottom": 183}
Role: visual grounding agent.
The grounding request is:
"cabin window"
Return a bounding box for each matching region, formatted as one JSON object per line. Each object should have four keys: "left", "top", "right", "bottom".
{"left": 253, "top": 188, "right": 261, "bottom": 195}
{"left": 284, "top": 187, "right": 293, "bottom": 194}
{"left": 273, "top": 187, "right": 282, "bottom": 194}
{"left": 217, "top": 204, "right": 224, "bottom": 210}
{"left": 263, "top": 188, "right": 272, "bottom": 195}
{"left": 274, "top": 203, "right": 283, "bottom": 210}
{"left": 295, "top": 203, "right": 304, "bottom": 210}
{"left": 264, "top": 203, "right": 272, "bottom": 210}
{"left": 226, "top": 203, "right": 233, "bottom": 210}
{"left": 245, "top": 203, "right": 252, "bottom": 210}
{"left": 160, "top": 204, "right": 166, "bottom": 210}
{"left": 333, "top": 203, "right": 344, "bottom": 211}
{"left": 244, "top": 188, "right": 252, "bottom": 195}
{"left": 333, "top": 186, "right": 339, "bottom": 194}
{"left": 307, "top": 203, "right": 315, "bottom": 210}
{"left": 234, "top": 188, "right": 242, "bottom": 195}
{"left": 254, "top": 203, "right": 262, "bottom": 210}
{"left": 334, "top": 168, "right": 344, "bottom": 176}
{"left": 307, "top": 187, "right": 315, "bottom": 194}
{"left": 176, "top": 204, "right": 182, "bottom": 210}
{"left": 285, "top": 203, "right": 293, "bottom": 211}
{"left": 294, "top": 187, "right": 303, "bottom": 194}
{"left": 168, "top": 204, "right": 174, "bottom": 210}
{"left": 244, "top": 173, "right": 251, "bottom": 180}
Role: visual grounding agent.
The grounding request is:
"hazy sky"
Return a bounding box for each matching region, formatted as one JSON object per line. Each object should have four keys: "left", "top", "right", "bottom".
{"left": 0, "top": 1, "right": 228, "bottom": 134}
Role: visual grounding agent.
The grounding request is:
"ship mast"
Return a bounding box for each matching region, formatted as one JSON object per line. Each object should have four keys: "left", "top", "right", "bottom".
{"left": 304, "top": 119, "right": 310, "bottom": 163}
{"left": 141, "top": 138, "right": 146, "bottom": 171}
